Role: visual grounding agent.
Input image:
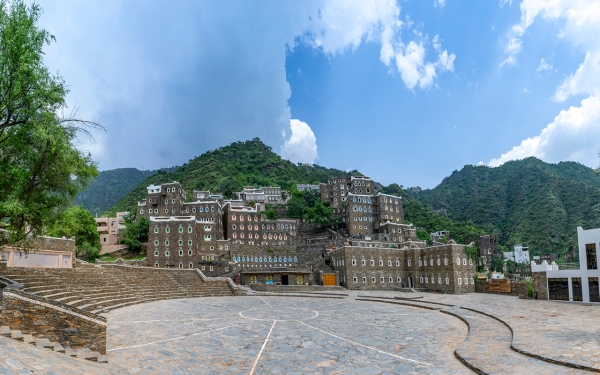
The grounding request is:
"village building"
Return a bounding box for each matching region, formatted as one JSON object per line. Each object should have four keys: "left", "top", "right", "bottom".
{"left": 236, "top": 186, "right": 285, "bottom": 209}
{"left": 330, "top": 239, "right": 476, "bottom": 292}
{"left": 95, "top": 211, "right": 128, "bottom": 252}
{"left": 1, "top": 231, "right": 76, "bottom": 269}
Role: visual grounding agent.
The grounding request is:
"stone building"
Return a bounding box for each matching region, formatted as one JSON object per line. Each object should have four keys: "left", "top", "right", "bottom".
{"left": 137, "top": 182, "right": 187, "bottom": 220}
{"left": 1, "top": 231, "right": 76, "bottom": 268}
{"left": 330, "top": 239, "right": 476, "bottom": 293}
{"left": 296, "top": 184, "right": 320, "bottom": 192}
{"left": 468, "top": 234, "right": 499, "bottom": 271}
{"left": 223, "top": 204, "right": 298, "bottom": 247}
{"left": 319, "top": 177, "right": 351, "bottom": 209}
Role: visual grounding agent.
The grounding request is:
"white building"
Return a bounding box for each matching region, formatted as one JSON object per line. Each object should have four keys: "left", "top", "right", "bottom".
{"left": 503, "top": 244, "right": 530, "bottom": 264}
{"left": 532, "top": 226, "right": 600, "bottom": 303}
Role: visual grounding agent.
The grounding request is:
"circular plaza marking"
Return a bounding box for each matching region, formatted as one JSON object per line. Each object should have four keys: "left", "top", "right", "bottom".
{"left": 239, "top": 306, "right": 318, "bottom": 321}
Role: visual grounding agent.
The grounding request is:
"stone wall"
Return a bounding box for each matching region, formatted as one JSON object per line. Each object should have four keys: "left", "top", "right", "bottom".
{"left": 532, "top": 271, "right": 548, "bottom": 300}
{"left": 249, "top": 284, "right": 346, "bottom": 292}
{"left": 1, "top": 290, "right": 106, "bottom": 354}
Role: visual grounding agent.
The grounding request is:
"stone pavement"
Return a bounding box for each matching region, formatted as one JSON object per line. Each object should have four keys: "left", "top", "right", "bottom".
{"left": 1, "top": 290, "right": 600, "bottom": 374}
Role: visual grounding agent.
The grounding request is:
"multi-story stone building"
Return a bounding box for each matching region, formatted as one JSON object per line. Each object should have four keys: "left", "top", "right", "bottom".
{"left": 223, "top": 204, "right": 298, "bottom": 247}
{"left": 319, "top": 177, "right": 350, "bottom": 209}
{"left": 330, "top": 239, "right": 476, "bottom": 293}
{"left": 468, "top": 234, "right": 499, "bottom": 271}
{"left": 137, "top": 182, "right": 187, "bottom": 220}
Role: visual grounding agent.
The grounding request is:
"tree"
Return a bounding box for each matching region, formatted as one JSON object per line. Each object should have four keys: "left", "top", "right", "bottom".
{"left": 286, "top": 195, "right": 306, "bottom": 219}
{"left": 121, "top": 214, "right": 149, "bottom": 253}
{"left": 218, "top": 178, "right": 239, "bottom": 199}
{"left": 46, "top": 206, "right": 101, "bottom": 259}
{"left": 0, "top": 0, "right": 100, "bottom": 247}
{"left": 263, "top": 209, "right": 277, "bottom": 220}
{"left": 303, "top": 201, "right": 333, "bottom": 228}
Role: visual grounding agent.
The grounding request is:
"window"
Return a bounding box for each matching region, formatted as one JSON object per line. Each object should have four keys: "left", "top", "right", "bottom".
{"left": 201, "top": 266, "right": 205, "bottom": 271}
{"left": 179, "top": 250, "right": 183, "bottom": 256}
{"left": 188, "top": 240, "right": 193, "bottom": 246}
{"left": 372, "top": 277, "right": 376, "bottom": 283}
{"left": 397, "top": 277, "right": 401, "bottom": 283}
{"left": 370, "top": 260, "right": 375, "bottom": 266}
{"left": 464, "top": 277, "right": 468, "bottom": 284}
{"left": 587, "top": 244, "right": 597, "bottom": 269}
{"left": 469, "top": 258, "right": 473, "bottom": 266}
{"left": 154, "top": 251, "right": 158, "bottom": 256}
{"left": 140, "top": 209, "right": 144, "bottom": 214}
{"left": 154, "top": 227, "right": 159, "bottom": 233}
{"left": 362, "top": 277, "right": 366, "bottom": 282}
{"left": 444, "top": 257, "right": 448, "bottom": 266}
{"left": 189, "top": 263, "right": 193, "bottom": 269}
{"left": 166, "top": 227, "right": 170, "bottom": 233}
{"left": 362, "top": 260, "right": 366, "bottom": 266}
{"left": 408, "top": 259, "right": 411, "bottom": 266}
{"left": 456, "top": 257, "right": 460, "bottom": 265}
{"left": 396, "top": 260, "right": 400, "bottom": 266}
{"left": 470, "top": 277, "right": 474, "bottom": 285}
{"left": 210, "top": 266, "right": 213, "bottom": 271}
{"left": 463, "top": 258, "right": 467, "bottom": 265}
{"left": 420, "top": 277, "right": 424, "bottom": 283}
{"left": 154, "top": 240, "right": 159, "bottom": 246}
{"left": 178, "top": 240, "right": 183, "bottom": 246}
{"left": 178, "top": 263, "right": 183, "bottom": 269}
{"left": 188, "top": 250, "right": 192, "bottom": 256}
{"left": 388, "top": 260, "right": 392, "bottom": 266}
{"left": 188, "top": 227, "right": 192, "bottom": 233}
{"left": 210, "top": 246, "right": 214, "bottom": 250}
{"left": 379, "top": 260, "right": 384, "bottom": 266}
{"left": 458, "top": 277, "right": 462, "bottom": 285}
{"left": 352, "top": 259, "right": 356, "bottom": 266}
{"left": 353, "top": 277, "right": 358, "bottom": 282}
{"left": 204, "top": 235, "right": 211, "bottom": 241}
{"left": 165, "top": 251, "right": 170, "bottom": 256}
{"left": 446, "top": 278, "right": 449, "bottom": 284}
{"left": 165, "top": 240, "right": 170, "bottom": 246}
{"left": 380, "top": 277, "right": 385, "bottom": 283}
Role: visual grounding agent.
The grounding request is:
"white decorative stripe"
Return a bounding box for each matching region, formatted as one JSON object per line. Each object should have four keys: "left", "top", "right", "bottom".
{"left": 4, "top": 292, "right": 107, "bottom": 327}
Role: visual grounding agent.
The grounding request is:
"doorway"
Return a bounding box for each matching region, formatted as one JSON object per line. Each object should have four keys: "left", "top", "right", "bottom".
{"left": 281, "top": 275, "right": 289, "bottom": 285}
{"left": 408, "top": 276, "right": 413, "bottom": 288}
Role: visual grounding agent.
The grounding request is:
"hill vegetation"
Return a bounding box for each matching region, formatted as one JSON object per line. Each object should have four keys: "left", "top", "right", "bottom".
{"left": 76, "top": 168, "right": 157, "bottom": 214}
{"left": 410, "top": 158, "right": 600, "bottom": 256}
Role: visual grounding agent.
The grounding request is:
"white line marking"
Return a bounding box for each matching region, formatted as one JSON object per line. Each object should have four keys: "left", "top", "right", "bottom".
{"left": 297, "top": 321, "right": 434, "bottom": 367}
{"left": 249, "top": 320, "right": 276, "bottom": 375}
{"left": 108, "top": 322, "right": 247, "bottom": 351}
{"left": 111, "top": 317, "right": 232, "bottom": 324}
{"left": 259, "top": 296, "right": 272, "bottom": 307}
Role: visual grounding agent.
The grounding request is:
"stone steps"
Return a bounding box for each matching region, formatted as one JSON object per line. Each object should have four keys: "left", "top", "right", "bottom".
{"left": 0, "top": 326, "right": 105, "bottom": 363}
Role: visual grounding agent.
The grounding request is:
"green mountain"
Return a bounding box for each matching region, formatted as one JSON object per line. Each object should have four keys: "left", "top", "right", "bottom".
{"left": 411, "top": 157, "right": 600, "bottom": 256}
{"left": 76, "top": 168, "right": 157, "bottom": 215}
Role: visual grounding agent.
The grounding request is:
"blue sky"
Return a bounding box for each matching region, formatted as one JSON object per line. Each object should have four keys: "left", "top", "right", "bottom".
{"left": 37, "top": 0, "right": 600, "bottom": 188}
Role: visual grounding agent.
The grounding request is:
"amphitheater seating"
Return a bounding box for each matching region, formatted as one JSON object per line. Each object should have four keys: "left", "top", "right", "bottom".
{"left": 2, "top": 265, "right": 234, "bottom": 314}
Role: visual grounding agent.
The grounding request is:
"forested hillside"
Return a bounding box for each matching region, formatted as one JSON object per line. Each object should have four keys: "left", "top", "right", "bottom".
{"left": 76, "top": 168, "right": 157, "bottom": 214}
{"left": 411, "top": 158, "right": 600, "bottom": 256}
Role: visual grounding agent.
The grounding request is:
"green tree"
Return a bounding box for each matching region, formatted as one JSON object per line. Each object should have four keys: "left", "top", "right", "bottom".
{"left": 0, "top": 0, "right": 100, "bottom": 246}
{"left": 121, "top": 214, "right": 149, "bottom": 253}
{"left": 303, "top": 201, "right": 333, "bottom": 228}
{"left": 286, "top": 195, "right": 306, "bottom": 219}
{"left": 263, "top": 209, "right": 277, "bottom": 220}
{"left": 218, "top": 178, "right": 239, "bottom": 199}
{"left": 46, "top": 206, "right": 101, "bottom": 259}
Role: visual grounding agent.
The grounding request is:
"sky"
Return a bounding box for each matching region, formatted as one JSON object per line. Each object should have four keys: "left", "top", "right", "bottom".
{"left": 36, "top": 0, "right": 600, "bottom": 188}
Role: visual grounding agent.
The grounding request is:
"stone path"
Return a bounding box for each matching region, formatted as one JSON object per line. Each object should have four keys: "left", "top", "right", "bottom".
{"left": 445, "top": 307, "right": 591, "bottom": 375}
{"left": 3, "top": 291, "right": 600, "bottom": 374}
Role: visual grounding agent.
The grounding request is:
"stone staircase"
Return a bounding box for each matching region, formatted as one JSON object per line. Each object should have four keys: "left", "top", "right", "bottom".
{"left": 2, "top": 265, "right": 235, "bottom": 315}
{"left": 0, "top": 325, "right": 107, "bottom": 363}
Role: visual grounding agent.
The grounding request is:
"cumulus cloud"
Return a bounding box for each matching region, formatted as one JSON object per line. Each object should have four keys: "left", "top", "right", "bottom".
{"left": 306, "top": 0, "right": 455, "bottom": 90}
{"left": 434, "top": 0, "right": 446, "bottom": 8}
{"left": 488, "top": 96, "right": 600, "bottom": 167}
{"left": 492, "top": 0, "right": 600, "bottom": 168}
{"left": 280, "top": 119, "right": 318, "bottom": 164}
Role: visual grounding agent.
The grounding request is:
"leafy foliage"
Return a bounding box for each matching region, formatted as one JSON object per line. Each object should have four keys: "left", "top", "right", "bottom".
{"left": 411, "top": 157, "right": 600, "bottom": 257}
{"left": 0, "top": 0, "right": 99, "bottom": 245}
{"left": 46, "top": 206, "right": 100, "bottom": 259}
{"left": 121, "top": 214, "right": 149, "bottom": 253}
{"left": 303, "top": 201, "right": 333, "bottom": 228}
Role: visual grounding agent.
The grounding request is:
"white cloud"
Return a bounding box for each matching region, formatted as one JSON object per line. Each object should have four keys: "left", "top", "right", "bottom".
{"left": 280, "top": 119, "right": 318, "bottom": 164}
{"left": 536, "top": 57, "right": 552, "bottom": 72}
{"left": 492, "top": 1, "right": 600, "bottom": 168}
{"left": 306, "top": 0, "right": 455, "bottom": 90}
{"left": 499, "top": 0, "right": 512, "bottom": 8}
{"left": 488, "top": 96, "right": 600, "bottom": 167}
{"left": 434, "top": 0, "right": 446, "bottom": 8}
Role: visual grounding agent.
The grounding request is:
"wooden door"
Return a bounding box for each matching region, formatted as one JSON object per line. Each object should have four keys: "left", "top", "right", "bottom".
{"left": 323, "top": 274, "right": 337, "bottom": 286}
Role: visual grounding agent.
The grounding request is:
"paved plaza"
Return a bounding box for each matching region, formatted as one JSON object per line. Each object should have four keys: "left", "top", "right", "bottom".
{"left": 0, "top": 291, "right": 600, "bottom": 374}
